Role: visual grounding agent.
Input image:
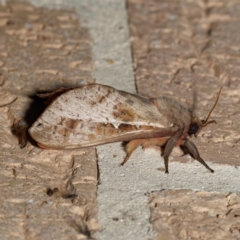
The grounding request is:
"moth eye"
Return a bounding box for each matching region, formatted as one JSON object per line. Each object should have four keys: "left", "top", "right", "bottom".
{"left": 188, "top": 123, "right": 199, "bottom": 135}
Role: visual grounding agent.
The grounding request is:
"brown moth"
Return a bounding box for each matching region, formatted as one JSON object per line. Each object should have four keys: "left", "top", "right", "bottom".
{"left": 29, "top": 84, "right": 221, "bottom": 173}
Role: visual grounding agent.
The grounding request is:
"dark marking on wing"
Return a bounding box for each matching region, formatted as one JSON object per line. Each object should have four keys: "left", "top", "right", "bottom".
{"left": 96, "top": 94, "right": 106, "bottom": 103}
{"left": 118, "top": 124, "right": 137, "bottom": 132}
{"left": 125, "top": 98, "right": 134, "bottom": 105}
{"left": 57, "top": 127, "right": 72, "bottom": 137}
{"left": 88, "top": 134, "right": 96, "bottom": 140}
{"left": 89, "top": 100, "right": 97, "bottom": 106}
{"left": 64, "top": 119, "right": 79, "bottom": 129}
{"left": 112, "top": 106, "right": 136, "bottom": 122}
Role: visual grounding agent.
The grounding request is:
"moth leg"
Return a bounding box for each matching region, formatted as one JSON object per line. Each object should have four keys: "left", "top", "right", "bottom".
{"left": 163, "top": 137, "right": 177, "bottom": 174}
{"left": 181, "top": 140, "right": 214, "bottom": 173}
{"left": 121, "top": 139, "right": 143, "bottom": 166}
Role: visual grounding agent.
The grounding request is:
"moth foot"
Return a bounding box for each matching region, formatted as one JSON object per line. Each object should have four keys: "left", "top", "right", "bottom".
{"left": 120, "top": 158, "right": 128, "bottom": 166}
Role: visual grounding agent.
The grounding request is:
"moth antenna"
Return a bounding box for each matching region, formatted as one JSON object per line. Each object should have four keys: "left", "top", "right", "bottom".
{"left": 202, "top": 120, "right": 217, "bottom": 127}
{"left": 202, "top": 86, "right": 223, "bottom": 127}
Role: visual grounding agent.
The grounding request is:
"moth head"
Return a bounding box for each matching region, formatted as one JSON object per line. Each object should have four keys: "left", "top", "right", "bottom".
{"left": 188, "top": 87, "right": 222, "bottom": 137}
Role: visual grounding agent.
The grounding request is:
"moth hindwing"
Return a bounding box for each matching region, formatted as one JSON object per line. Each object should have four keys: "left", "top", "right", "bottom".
{"left": 29, "top": 84, "right": 221, "bottom": 173}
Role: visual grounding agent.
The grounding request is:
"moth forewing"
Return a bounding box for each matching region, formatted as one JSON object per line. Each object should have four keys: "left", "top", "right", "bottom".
{"left": 29, "top": 84, "right": 168, "bottom": 148}
{"left": 29, "top": 84, "right": 219, "bottom": 174}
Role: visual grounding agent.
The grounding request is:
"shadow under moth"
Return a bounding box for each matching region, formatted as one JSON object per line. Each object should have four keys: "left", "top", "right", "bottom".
{"left": 29, "top": 84, "right": 221, "bottom": 173}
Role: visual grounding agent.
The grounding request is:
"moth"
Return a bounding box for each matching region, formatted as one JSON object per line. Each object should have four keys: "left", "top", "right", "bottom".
{"left": 29, "top": 84, "right": 221, "bottom": 173}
